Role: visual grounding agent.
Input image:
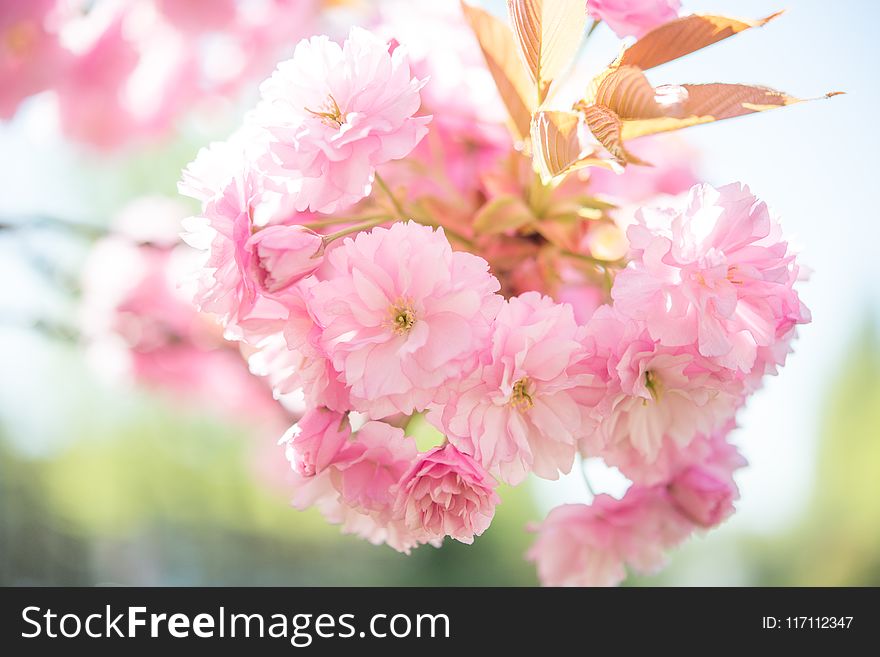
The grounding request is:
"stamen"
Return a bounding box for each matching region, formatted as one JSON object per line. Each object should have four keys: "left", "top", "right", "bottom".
{"left": 510, "top": 377, "right": 534, "bottom": 411}
{"left": 389, "top": 301, "right": 416, "bottom": 335}
{"left": 644, "top": 370, "right": 663, "bottom": 402}
{"left": 305, "top": 94, "right": 344, "bottom": 127}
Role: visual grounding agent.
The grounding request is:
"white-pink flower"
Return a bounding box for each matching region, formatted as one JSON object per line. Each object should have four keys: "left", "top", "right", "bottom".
{"left": 586, "top": 0, "right": 681, "bottom": 39}
{"left": 285, "top": 419, "right": 424, "bottom": 554}
{"left": 254, "top": 26, "right": 431, "bottom": 214}
{"left": 334, "top": 420, "right": 418, "bottom": 514}
{"left": 593, "top": 417, "right": 744, "bottom": 487}
{"left": 282, "top": 407, "right": 353, "bottom": 478}
{"left": 611, "top": 183, "right": 810, "bottom": 373}
{"left": 244, "top": 275, "right": 347, "bottom": 412}
{"left": 439, "top": 292, "right": 605, "bottom": 485}
{"left": 584, "top": 305, "right": 743, "bottom": 463}
{"left": 393, "top": 443, "right": 500, "bottom": 545}
{"left": 179, "top": 135, "right": 326, "bottom": 343}
{"left": 247, "top": 224, "right": 324, "bottom": 294}
{"left": 310, "top": 221, "right": 502, "bottom": 418}
{"left": 527, "top": 487, "right": 691, "bottom": 587}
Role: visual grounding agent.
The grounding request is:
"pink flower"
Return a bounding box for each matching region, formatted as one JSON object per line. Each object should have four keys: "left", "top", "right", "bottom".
{"left": 289, "top": 467, "right": 425, "bottom": 554}
{"left": 283, "top": 408, "right": 352, "bottom": 478}
{"left": 595, "top": 418, "right": 745, "bottom": 487}
{"left": 255, "top": 26, "right": 431, "bottom": 213}
{"left": 0, "top": 0, "right": 67, "bottom": 119}
{"left": 181, "top": 164, "right": 281, "bottom": 340}
{"left": 377, "top": 1, "right": 511, "bottom": 199}
{"left": 586, "top": 0, "right": 681, "bottom": 39}
{"left": 611, "top": 183, "right": 810, "bottom": 373}
{"left": 310, "top": 221, "right": 502, "bottom": 418}
{"left": 180, "top": 136, "right": 325, "bottom": 343}
{"left": 393, "top": 444, "right": 500, "bottom": 545}
{"left": 587, "top": 136, "right": 698, "bottom": 205}
{"left": 284, "top": 419, "right": 426, "bottom": 553}
{"left": 154, "top": 0, "right": 237, "bottom": 33}
{"left": 334, "top": 421, "right": 418, "bottom": 514}
{"left": 247, "top": 225, "right": 324, "bottom": 294}
{"left": 584, "top": 306, "right": 743, "bottom": 463}
{"left": 440, "top": 292, "right": 605, "bottom": 485}
{"left": 527, "top": 487, "right": 691, "bottom": 587}
{"left": 668, "top": 466, "right": 737, "bottom": 528}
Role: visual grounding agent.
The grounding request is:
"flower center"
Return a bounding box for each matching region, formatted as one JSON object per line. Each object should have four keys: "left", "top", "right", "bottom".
{"left": 644, "top": 370, "right": 663, "bottom": 403}
{"left": 305, "top": 94, "right": 344, "bottom": 127}
{"left": 726, "top": 265, "right": 743, "bottom": 285}
{"left": 390, "top": 302, "right": 416, "bottom": 335}
{"left": 4, "top": 21, "right": 37, "bottom": 58}
{"left": 510, "top": 377, "right": 534, "bottom": 411}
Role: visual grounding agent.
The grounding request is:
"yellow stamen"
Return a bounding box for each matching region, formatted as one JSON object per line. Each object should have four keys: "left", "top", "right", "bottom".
{"left": 304, "top": 94, "right": 344, "bottom": 127}
{"left": 389, "top": 301, "right": 416, "bottom": 335}
{"left": 644, "top": 370, "right": 663, "bottom": 402}
{"left": 510, "top": 377, "right": 534, "bottom": 411}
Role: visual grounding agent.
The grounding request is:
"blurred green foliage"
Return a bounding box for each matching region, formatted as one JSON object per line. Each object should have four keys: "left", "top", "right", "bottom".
{"left": 762, "top": 322, "right": 880, "bottom": 585}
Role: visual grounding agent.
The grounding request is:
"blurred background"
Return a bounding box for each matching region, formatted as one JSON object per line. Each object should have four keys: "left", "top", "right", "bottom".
{"left": 1, "top": 0, "right": 878, "bottom": 586}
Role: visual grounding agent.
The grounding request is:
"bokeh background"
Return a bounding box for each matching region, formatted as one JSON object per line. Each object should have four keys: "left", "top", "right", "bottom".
{"left": 1, "top": 0, "right": 878, "bottom": 586}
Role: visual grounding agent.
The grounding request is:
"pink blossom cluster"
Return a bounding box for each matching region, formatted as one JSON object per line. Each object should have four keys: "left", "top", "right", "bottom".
{"left": 175, "top": 16, "right": 810, "bottom": 585}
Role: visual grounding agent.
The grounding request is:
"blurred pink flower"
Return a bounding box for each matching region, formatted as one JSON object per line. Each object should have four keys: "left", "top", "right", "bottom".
{"left": 393, "top": 444, "right": 500, "bottom": 545}
{"left": 587, "top": 136, "right": 698, "bottom": 205}
{"left": 527, "top": 487, "right": 691, "bottom": 587}
{"left": 440, "top": 292, "right": 605, "bottom": 485}
{"left": 668, "top": 465, "right": 736, "bottom": 528}
{"left": 255, "top": 26, "right": 430, "bottom": 213}
{"left": 0, "top": 0, "right": 67, "bottom": 119}
{"left": 311, "top": 221, "right": 502, "bottom": 418}
{"left": 283, "top": 407, "right": 352, "bottom": 478}
{"left": 78, "top": 203, "right": 294, "bottom": 495}
{"left": 377, "top": 0, "right": 511, "bottom": 200}
{"left": 612, "top": 183, "right": 810, "bottom": 373}
{"left": 586, "top": 0, "right": 681, "bottom": 39}
{"left": 154, "top": 0, "right": 237, "bottom": 33}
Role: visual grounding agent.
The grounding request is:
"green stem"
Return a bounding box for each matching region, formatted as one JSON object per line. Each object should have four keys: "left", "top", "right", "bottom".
{"left": 322, "top": 216, "right": 391, "bottom": 243}
{"left": 374, "top": 173, "right": 407, "bottom": 218}
{"left": 303, "top": 214, "right": 389, "bottom": 230}
{"left": 560, "top": 249, "right": 626, "bottom": 269}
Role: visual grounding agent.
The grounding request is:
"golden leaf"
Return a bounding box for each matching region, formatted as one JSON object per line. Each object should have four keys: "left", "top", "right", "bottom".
{"left": 506, "top": 0, "right": 587, "bottom": 104}
{"left": 619, "top": 85, "right": 842, "bottom": 140}
{"left": 461, "top": 1, "right": 535, "bottom": 142}
{"left": 618, "top": 12, "right": 784, "bottom": 71}
{"left": 578, "top": 61, "right": 841, "bottom": 144}
{"left": 473, "top": 196, "right": 536, "bottom": 235}
{"left": 530, "top": 110, "right": 618, "bottom": 183}
{"left": 585, "top": 65, "right": 664, "bottom": 119}
{"left": 581, "top": 104, "right": 647, "bottom": 166}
